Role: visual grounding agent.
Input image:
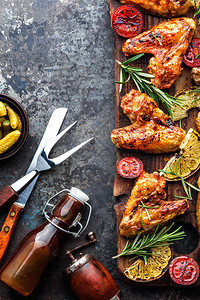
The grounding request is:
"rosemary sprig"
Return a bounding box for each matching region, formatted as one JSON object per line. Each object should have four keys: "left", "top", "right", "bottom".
{"left": 113, "top": 223, "right": 185, "bottom": 261}
{"left": 152, "top": 34, "right": 163, "bottom": 46}
{"left": 116, "top": 55, "right": 184, "bottom": 117}
{"left": 194, "top": 0, "right": 200, "bottom": 17}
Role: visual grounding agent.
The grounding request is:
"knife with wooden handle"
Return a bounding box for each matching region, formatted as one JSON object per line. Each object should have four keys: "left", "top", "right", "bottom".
{"left": 0, "top": 108, "right": 68, "bottom": 263}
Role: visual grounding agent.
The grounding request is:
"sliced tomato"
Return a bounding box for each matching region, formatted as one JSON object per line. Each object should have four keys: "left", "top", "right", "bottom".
{"left": 117, "top": 157, "right": 143, "bottom": 179}
{"left": 169, "top": 256, "right": 199, "bottom": 286}
{"left": 111, "top": 5, "right": 143, "bottom": 39}
{"left": 183, "top": 38, "right": 200, "bottom": 67}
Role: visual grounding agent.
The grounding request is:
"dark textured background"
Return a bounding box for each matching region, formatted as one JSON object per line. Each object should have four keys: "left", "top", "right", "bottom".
{"left": 0, "top": 0, "right": 199, "bottom": 299}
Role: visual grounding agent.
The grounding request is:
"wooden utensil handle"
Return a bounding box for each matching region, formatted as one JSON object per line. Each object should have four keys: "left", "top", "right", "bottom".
{"left": 0, "top": 203, "right": 23, "bottom": 263}
{"left": 0, "top": 186, "right": 18, "bottom": 212}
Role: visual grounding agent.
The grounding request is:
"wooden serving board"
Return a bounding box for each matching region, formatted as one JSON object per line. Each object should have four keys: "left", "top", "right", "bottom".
{"left": 108, "top": 0, "right": 200, "bottom": 286}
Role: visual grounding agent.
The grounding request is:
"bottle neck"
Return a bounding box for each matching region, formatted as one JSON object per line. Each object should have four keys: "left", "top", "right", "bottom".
{"left": 50, "top": 194, "right": 84, "bottom": 231}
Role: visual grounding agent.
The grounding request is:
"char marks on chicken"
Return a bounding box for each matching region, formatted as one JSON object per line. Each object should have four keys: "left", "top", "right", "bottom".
{"left": 120, "top": 0, "right": 190, "bottom": 17}
{"left": 123, "top": 18, "right": 196, "bottom": 89}
{"left": 119, "top": 171, "right": 189, "bottom": 237}
{"left": 111, "top": 90, "right": 185, "bottom": 154}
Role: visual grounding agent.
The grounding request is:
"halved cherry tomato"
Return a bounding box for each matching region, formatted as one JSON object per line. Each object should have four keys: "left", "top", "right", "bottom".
{"left": 169, "top": 256, "right": 199, "bottom": 286}
{"left": 183, "top": 38, "right": 200, "bottom": 67}
{"left": 117, "top": 157, "right": 143, "bottom": 179}
{"left": 111, "top": 5, "right": 144, "bottom": 39}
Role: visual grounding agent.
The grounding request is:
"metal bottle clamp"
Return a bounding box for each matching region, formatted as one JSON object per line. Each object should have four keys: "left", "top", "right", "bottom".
{"left": 42, "top": 188, "right": 92, "bottom": 238}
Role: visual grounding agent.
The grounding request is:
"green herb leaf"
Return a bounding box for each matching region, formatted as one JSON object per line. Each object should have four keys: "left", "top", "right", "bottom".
{"left": 174, "top": 195, "right": 192, "bottom": 200}
{"left": 191, "top": 97, "right": 200, "bottom": 104}
{"left": 139, "top": 205, "right": 160, "bottom": 209}
{"left": 140, "top": 215, "right": 144, "bottom": 226}
{"left": 185, "top": 181, "right": 200, "bottom": 192}
{"left": 113, "top": 223, "right": 185, "bottom": 261}
{"left": 181, "top": 177, "right": 190, "bottom": 197}
{"left": 116, "top": 56, "right": 184, "bottom": 116}
{"left": 175, "top": 155, "right": 183, "bottom": 175}
{"left": 152, "top": 33, "right": 163, "bottom": 46}
{"left": 159, "top": 156, "right": 199, "bottom": 199}
{"left": 194, "top": 0, "right": 200, "bottom": 17}
{"left": 140, "top": 201, "right": 151, "bottom": 220}
{"left": 121, "top": 53, "right": 145, "bottom": 65}
{"left": 158, "top": 169, "right": 175, "bottom": 176}
{"left": 195, "top": 54, "right": 200, "bottom": 59}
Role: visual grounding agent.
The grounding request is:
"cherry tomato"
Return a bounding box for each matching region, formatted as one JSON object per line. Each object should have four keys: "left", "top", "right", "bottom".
{"left": 111, "top": 5, "right": 144, "bottom": 39}
{"left": 183, "top": 38, "right": 200, "bottom": 67}
{"left": 169, "top": 256, "right": 199, "bottom": 286}
{"left": 117, "top": 157, "right": 143, "bottom": 179}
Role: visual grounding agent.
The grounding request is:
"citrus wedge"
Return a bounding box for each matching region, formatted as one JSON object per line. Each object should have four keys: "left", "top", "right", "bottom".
{"left": 172, "top": 87, "right": 200, "bottom": 122}
{"left": 161, "top": 128, "right": 200, "bottom": 181}
{"left": 124, "top": 245, "right": 171, "bottom": 282}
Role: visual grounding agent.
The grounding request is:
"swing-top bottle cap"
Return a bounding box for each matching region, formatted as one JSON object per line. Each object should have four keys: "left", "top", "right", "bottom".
{"left": 43, "top": 188, "right": 92, "bottom": 237}
{"left": 69, "top": 187, "right": 89, "bottom": 203}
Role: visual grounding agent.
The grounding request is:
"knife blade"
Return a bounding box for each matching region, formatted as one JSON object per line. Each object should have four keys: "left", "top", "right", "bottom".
{"left": 0, "top": 108, "right": 68, "bottom": 263}
{"left": 15, "top": 107, "right": 68, "bottom": 206}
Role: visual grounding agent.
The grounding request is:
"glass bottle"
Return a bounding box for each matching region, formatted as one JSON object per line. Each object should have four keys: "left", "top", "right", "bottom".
{"left": 0, "top": 188, "right": 89, "bottom": 296}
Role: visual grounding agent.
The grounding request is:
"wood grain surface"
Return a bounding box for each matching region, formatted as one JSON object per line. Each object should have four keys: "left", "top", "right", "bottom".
{"left": 108, "top": 0, "right": 200, "bottom": 286}
{"left": 0, "top": 203, "right": 23, "bottom": 263}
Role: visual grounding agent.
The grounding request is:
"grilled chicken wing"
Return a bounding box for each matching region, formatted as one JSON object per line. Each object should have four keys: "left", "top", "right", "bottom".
{"left": 111, "top": 90, "right": 185, "bottom": 154}
{"left": 120, "top": 0, "right": 190, "bottom": 17}
{"left": 123, "top": 18, "right": 196, "bottom": 89}
{"left": 119, "top": 171, "right": 189, "bottom": 237}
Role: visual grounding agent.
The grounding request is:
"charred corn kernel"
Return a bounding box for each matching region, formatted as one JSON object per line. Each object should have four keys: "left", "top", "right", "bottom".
{"left": 16, "top": 113, "right": 22, "bottom": 131}
{"left": 2, "top": 120, "right": 11, "bottom": 137}
{"left": 0, "top": 127, "right": 2, "bottom": 140}
{"left": 0, "top": 102, "right": 7, "bottom": 117}
{"left": 4, "top": 103, "right": 18, "bottom": 129}
{"left": 0, "top": 130, "right": 21, "bottom": 154}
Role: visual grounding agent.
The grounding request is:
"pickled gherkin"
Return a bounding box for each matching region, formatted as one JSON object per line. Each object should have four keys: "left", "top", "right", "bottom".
{"left": 0, "top": 130, "right": 21, "bottom": 154}
{"left": 0, "top": 117, "right": 6, "bottom": 124}
{"left": 2, "top": 120, "right": 11, "bottom": 137}
{"left": 0, "top": 101, "right": 23, "bottom": 154}
{"left": 16, "top": 113, "right": 22, "bottom": 131}
{"left": 4, "top": 103, "right": 18, "bottom": 129}
{"left": 0, "top": 102, "right": 7, "bottom": 117}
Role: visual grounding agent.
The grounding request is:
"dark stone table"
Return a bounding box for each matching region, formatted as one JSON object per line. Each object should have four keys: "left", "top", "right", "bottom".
{"left": 0, "top": 1, "right": 198, "bottom": 299}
